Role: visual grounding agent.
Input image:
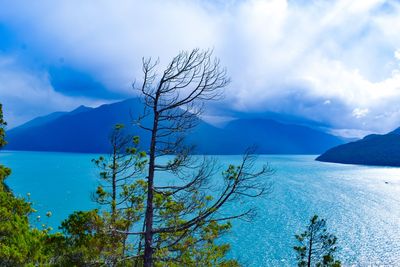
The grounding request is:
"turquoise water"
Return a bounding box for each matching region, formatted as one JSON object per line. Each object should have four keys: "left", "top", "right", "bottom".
{"left": 1, "top": 151, "right": 400, "bottom": 266}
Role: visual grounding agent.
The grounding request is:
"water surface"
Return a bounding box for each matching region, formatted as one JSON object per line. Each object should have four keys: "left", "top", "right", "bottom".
{"left": 1, "top": 151, "right": 399, "bottom": 266}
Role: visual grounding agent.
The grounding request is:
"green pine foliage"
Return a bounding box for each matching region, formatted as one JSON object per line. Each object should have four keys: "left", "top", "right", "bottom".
{"left": 51, "top": 125, "right": 240, "bottom": 266}
{"left": 150, "top": 165, "right": 244, "bottom": 266}
{"left": 0, "top": 104, "right": 55, "bottom": 266}
{"left": 0, "top": 104, "right": 6, "bottom": 149}
{"left": 0, "top": 104, "right": 11, "bottom": 192}
{"left": 294, "top": 215, "right": 341, "bottom": 267}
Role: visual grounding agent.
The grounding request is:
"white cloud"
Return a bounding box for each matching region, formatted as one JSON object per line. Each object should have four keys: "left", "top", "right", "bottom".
{"left": 0, "top": 55, "right": 108, "bottom": 127}
{"left": 395, "top": 49, "right": 400, "bottom": 61}
{"left": 352, "top": 108, "right": 369, "bottom": 119}
{"left": 329, "top": 128, "right": 375, "bottom": 139}
{"left": 1, "top": 0, "right": 400, "bottom": 136}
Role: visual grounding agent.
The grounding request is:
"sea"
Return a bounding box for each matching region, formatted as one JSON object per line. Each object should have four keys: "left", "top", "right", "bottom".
{"left": 1, "top": 151, "right": 399, "bottom": 266}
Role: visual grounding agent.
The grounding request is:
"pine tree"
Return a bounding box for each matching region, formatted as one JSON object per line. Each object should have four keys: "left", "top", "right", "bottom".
{"left": 55, "top": 125, "right": 148, "bottom": 266}
{"left": 294, "top": 215, "right": 341, "bottom": 267}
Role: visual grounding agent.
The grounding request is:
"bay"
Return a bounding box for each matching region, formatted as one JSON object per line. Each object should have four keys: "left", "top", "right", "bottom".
{"left": 1, "top": 151, "right": 400, "bottom": 266}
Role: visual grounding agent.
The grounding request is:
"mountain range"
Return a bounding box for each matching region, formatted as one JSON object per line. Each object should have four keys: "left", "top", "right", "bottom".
{"left": 6, "top": 98, "right": 345, "bottom": 154}
{"left": 316, "top": 129, "right": 400, "bottom": 166}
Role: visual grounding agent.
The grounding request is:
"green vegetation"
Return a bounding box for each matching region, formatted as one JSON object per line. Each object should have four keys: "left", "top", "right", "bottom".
{"left": 0, "top": 104, "right": 10, "bottom": 192}
{"left": 50, "top": 125, "right": 148, "bottom": 266}
{"left": 294, "top": 215, "right": 341, "bottom": 267}
{"left": 0, "top": 104, "right": 55, "bottom": 266}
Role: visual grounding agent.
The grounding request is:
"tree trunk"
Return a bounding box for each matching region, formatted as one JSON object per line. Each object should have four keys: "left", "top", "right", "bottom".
{"left": 135, "top": 221, "right": 146, "bottom": 267}
{"left": 143, "top": 110, "right": 159, "bottom": 267}
{"left": 307, "top": 232, "right": 313, "bottom": 267}
{"left": 111, "top": 143, "right": 117, "bottom": 223}
{"left": 111, "top": 143, "right": 118, "bottom": 267}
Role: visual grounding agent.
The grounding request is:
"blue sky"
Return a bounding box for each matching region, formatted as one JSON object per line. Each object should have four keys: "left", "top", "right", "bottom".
{"left": 1, "top": 0, "right": 400, "bottom": 137}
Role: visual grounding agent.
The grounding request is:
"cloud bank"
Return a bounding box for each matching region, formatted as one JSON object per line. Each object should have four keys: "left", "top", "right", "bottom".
{"left": 1, "top": 0, "right": 400, "bottom": 137}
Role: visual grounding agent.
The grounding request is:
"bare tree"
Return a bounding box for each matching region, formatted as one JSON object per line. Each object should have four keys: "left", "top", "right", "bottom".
{"left": 131, "top": 49, "right": 272, "bottom": 266}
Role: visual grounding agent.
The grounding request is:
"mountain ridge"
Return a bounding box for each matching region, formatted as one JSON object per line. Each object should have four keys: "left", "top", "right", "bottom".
{"left": 316, "top": 131, "right": 400, "bottom": 166}
{"left": 6, "top": 98, "right": 344, "bottom": 154}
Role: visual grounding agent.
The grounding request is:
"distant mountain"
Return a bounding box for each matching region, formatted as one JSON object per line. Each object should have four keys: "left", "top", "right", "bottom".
{"left": 316, "top": 132, "right": 400, "bottom": 166}
{"left": 6, "top": 98, "right": 344, "bottom": 154}
{"left": 390, "top": 127, "right": 400, "bottom": 135}
{"left": 15, "top": 112, "right": 67, "bottom": 130}
{"left": 191, "top": 118, "right": 344, "bottom": 154}
{"left": 15, "top": 105, "right": 93, "bottom": 130}
{"left": 221, "top": 109, "right": 330, "bottom": 130}
{"left": 7, "top": 99, "right": 147, "bottom": 153}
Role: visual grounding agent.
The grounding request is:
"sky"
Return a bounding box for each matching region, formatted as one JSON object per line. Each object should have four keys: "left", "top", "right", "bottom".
{"left": 1, "top": 0, "right": 400, "bottom": 138}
